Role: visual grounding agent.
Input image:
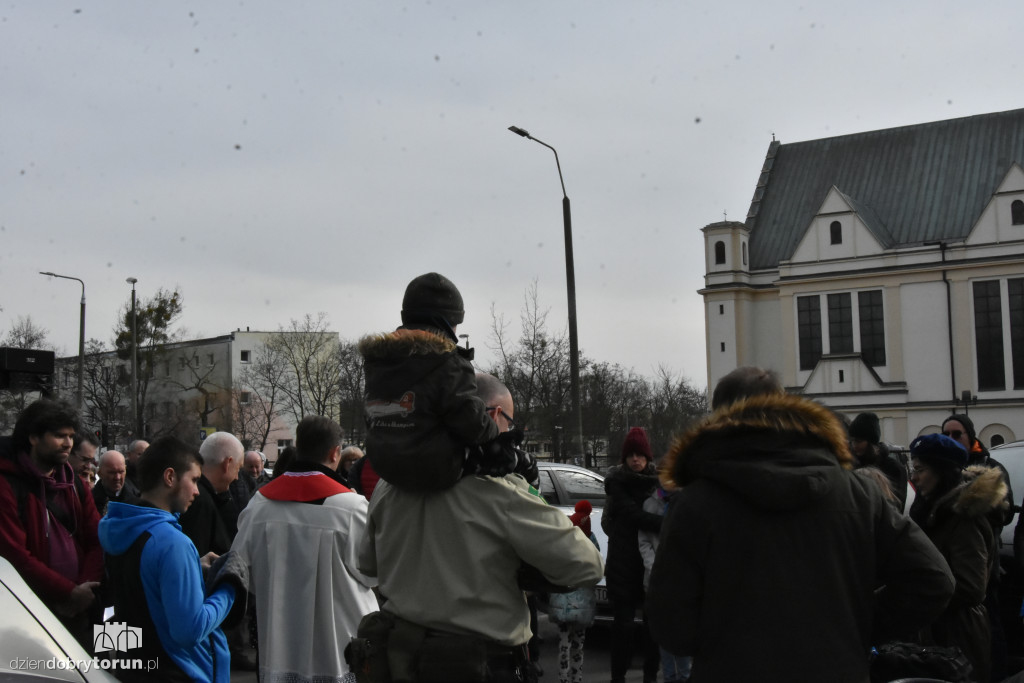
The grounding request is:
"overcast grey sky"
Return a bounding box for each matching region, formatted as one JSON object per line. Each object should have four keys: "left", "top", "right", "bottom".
{"left": 2, "top": 1, "right": 1022, "bottom": 389}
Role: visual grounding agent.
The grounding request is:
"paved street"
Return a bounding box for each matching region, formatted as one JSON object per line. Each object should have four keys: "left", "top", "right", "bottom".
{"left": 231, "top": 613, "right": 660, "bottom": 683}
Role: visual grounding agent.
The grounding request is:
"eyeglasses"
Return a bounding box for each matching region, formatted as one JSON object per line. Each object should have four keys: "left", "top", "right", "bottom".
{"left": 942, "top": 429, "right": 964, "bottom": 440}
{"left": 486, "top": 406, "right": 516, "bottom": 431}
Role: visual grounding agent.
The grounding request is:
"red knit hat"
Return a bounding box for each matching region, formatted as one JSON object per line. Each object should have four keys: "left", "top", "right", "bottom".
{"left": 621, "top": 427, "right": 652, "bottom": 463}
{"left": 569, "top": 500, "right": 592, "bottom": 537}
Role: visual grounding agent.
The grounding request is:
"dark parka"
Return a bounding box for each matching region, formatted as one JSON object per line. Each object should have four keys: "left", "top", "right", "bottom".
{"left": 359, "top": 328, "right": 498, "bottom": 492}
{"left": 602, "top": 463, "right": 661, "bottom": 603}
{"left": 647, "top": 394, "right": 955, "bottom": 683}
{"left": 914, "top": 465, "right": 1007, "bottom": 683}
{"left": 178, "top": 474, "right": 233, "bottom": 555}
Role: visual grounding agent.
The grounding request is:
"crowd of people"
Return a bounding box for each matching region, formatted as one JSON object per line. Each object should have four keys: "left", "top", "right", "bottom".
{"left": 0, "top": 273, "right": 1021, "bottom": 683}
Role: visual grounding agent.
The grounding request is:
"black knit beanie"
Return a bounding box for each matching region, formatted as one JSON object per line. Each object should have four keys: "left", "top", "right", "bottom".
{"left": 941, "top": 414, "right": 976, "bottom": 446}
{"left": 848, "top": 413, "right": 881, "bottom": 444}
{"left": 401, "top": 273, "right": 465, "bottom": 328}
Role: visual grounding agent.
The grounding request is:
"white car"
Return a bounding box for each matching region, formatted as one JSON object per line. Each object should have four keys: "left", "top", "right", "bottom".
{"left": 535, "top": 462, "right": 610, "bottom": 609}
{"left": 0, "top": 556, "right": 118, "bottom": 682}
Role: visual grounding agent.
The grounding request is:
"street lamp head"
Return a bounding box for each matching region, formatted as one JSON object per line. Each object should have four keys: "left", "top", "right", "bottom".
{"left": 508, "top": 125, "right": 530, "bottom": 139}
{"left": 126, "top": 277, "right": 138, "bottom": 285}
{"left": 39, "top": 271, "right": 56, "bottom": 277}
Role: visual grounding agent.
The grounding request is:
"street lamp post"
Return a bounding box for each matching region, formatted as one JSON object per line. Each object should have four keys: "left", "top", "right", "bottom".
{"left": 458, "top": 333, "right": 470, "bottom": 350}
{"left": 507, "top": 125, "right": 586, "bottom": 469}
{"left": 39, "top": 272, "right": 85, "bottom": 411}
{"left": 126, "top": 277, "right": 140, "bottom": 438}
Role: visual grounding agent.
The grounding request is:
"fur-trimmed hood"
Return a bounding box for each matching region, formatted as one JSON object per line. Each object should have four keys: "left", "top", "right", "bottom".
{"left": 358, "top": 327, "right": 457, "bottom": 360}
{"left": 661, "top": 393, "right": 854, "bottom": 512}
{"left": 930, "top": 464, "right": 1009, "bottom": 522}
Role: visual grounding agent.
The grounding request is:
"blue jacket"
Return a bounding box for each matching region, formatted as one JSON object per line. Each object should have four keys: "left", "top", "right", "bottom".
{"left": 99, "top": 501, "right": 234, "bottom": 683}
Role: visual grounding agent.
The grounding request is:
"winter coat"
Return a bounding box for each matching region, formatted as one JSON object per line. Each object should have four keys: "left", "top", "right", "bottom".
{"left": 647, "top": 393, "right": 955, "bottom": 683}
{"left": 178, "top": 475, "right": 233, "bottom": 555}
{"left": 602, "top": 463, "right": 661, "bottom": 604}
{"left": 359, "top": 328, "right": 499, "bottom": 491}
{"left": 91, "top": 478, "right": 140, "bottom": 516}
{"left": 913, "top": 465, "right": 1007, "bottom": 683}
{"left": 100, "top": 501, "right": 235, "bottom": 683}
{"left": 0, "top": 441, "right": 103, "bottom": 607}
{"left": 359, "top": 474, "right": 604, "bottom": 647}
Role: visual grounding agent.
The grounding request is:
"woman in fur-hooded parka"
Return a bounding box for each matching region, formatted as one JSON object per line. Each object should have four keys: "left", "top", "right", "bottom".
{"left": 909, "top": 433, "right": 1008, "bottom": 683}
{"left": 647, "top": 393, "right": 955, "bottom": 683}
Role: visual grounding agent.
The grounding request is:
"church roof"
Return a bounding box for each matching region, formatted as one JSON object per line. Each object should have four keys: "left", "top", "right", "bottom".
{"left": 744, "top": 108, "right": 1024, "bottom": 270}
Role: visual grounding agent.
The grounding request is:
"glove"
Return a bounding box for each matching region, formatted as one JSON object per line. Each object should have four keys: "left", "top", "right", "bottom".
{"left": 513, "top": 447, "right": 538, "bottom": 486}
{"left": 465, "top": 429, "right": 521, "bottom": 478}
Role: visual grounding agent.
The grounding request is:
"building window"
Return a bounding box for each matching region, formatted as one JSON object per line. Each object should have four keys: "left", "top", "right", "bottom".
{"left": 1013, "top": 199, "right": 1024, "bottom": 225}
{"left": 742, "top": 242, "right": 748, "bottom": 265}
{"left": 827, "top": 293, "right": 853, "bottom": 353}
{"left": 797, "top": 295, "right": 822, "bottom": 370}
{"left": 240, "top": 391, "right": 251, "bottom": 405}
{"left": 991, "top": 434, "right": 1006, "bottom": 447}
{"left": 798, "top": 289, "right": 886, "bottom": 372}
{"left": 714, "top": 241, "right": 726, "bottom": 265}
{"left": 858, "top": 290, "right": 886, "bottom": 367}
{"left": 973, "top": 280, "right": 1005, "bottom": 391}
{"left": 1010, "top": 278, "right": 1024, "bottom": 389}
{"left": 830, "top": 221, "right": 842, "bottom": 245}
{"left": 179, "top": 357, "right": 186, "bottom": 370}
{"left": 277, "top": 439, "right": 293, "bottom": 450}
{"left": 240, "top": 350, "right": 251, "bottom": 363}
{"left": 207, "top": 353, "right": 215, "bottom": 367}
{"left": 164, "top": 361, "right": 170, "bottom": 377}
{"left": 719, "top": 304, "right": 724, "bottom": 315}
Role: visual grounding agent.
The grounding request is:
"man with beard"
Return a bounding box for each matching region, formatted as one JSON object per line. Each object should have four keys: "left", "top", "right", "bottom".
{"left": 0, "top": 398, "right": 103, "bottom": 647}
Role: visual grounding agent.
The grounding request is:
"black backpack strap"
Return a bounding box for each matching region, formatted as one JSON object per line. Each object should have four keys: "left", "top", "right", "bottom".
{"left": 104, "top": 531, "right": 192, "bottom": 683}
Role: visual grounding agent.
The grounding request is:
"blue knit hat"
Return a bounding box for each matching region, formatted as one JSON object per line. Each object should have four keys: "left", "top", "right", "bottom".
{"left": 910, "top": 433, "right": 967, "bottom": 470}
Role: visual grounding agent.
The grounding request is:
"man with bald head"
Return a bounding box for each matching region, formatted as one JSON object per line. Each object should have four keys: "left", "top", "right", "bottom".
{"left": 91, "top": 450, "right": 140, "bottom": 516}
{"left": 124, "top": 439, "right": 149, "bottom": 490}
{"left": 243, "top": 450, "right": 271, "bottom": 489}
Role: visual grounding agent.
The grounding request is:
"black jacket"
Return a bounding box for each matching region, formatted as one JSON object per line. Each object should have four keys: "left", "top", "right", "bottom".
{"left": 912, "top": 465, "right": 1007, "bottom": 683}
{"left": 91, "top": 479, "right": 140, "bottom": 517}
{"left": 177, "top": 475, "right": 233, "bottom": 555}
{"left": 602, "top": 463, "right": 661, "bottom": 603}
{"left": 647, "top": 393, "right": 955, "bottom": 683}
{"left": 359, "top": 328, "right": 499, "bottom": 491}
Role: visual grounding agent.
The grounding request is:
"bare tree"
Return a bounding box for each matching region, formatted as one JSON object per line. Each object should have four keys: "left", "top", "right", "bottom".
{"left": 0, "top": 316, "right": 54, "bottom": 434}
{"left": 489, "top": 281, "right": 573, "bottom": 460}
{"left": 269, "top": 313, "right": 341, "bottom": 423}
{"left": 164, "top": 350, "right": 227, "bottom": 430}
{"left": 3, "top": 316, "right": 53, "bottom": 350}
{"left": 336, "top": 339, "right": 365, "bottom": 444}
{"left": 488, "top": 282, "right": 707, "bottom": 467}
{"left": 79, "top": 339, "right": 128, "bottom": 446}
{"left": 233, "top": 343, "right": 290, "bottom": 451}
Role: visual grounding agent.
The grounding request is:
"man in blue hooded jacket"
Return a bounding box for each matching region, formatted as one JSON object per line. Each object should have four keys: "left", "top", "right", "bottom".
{"left": 98, "top": 436, "right": 236, "bottom": 683}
